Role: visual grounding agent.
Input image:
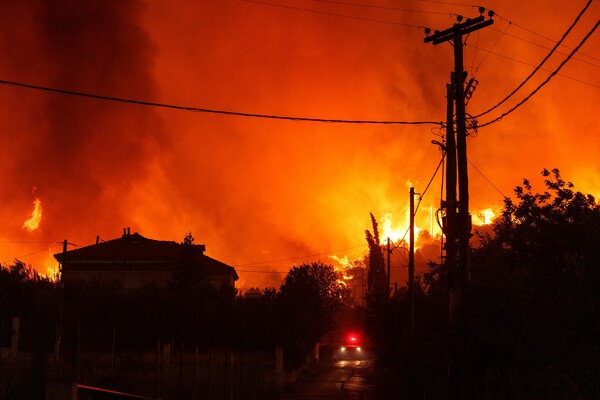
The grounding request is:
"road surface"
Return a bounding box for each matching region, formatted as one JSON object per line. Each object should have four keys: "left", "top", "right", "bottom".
{"left": 282, "top": 357, "right": 375, "bottom": 400}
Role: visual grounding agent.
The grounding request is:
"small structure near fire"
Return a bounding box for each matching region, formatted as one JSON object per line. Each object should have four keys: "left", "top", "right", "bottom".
{"left": 54, "top": 228, "right": 238, "bottom": 289}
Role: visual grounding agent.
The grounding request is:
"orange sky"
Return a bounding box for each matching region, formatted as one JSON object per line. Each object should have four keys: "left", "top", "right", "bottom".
{"left": 0, "top": 0, "right": 598, "bottom": 290}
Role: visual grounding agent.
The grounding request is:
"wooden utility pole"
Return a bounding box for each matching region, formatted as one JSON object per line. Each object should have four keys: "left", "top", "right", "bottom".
{"left": 408, "top": 187, "right": 415, "bottom": 332}
{"left": 387, "top": 237, "right": 391, "bottom": 297}
{"left": 425, "top": 11, "right": 493, "bottom": 302}
{"left": 444, "top": 82, "right": 458, "bottom": 322}
{"left": 425, "top": 10, "right": 494, "bottom": 399}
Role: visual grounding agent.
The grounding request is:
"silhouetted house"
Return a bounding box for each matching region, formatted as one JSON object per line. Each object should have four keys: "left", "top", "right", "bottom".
{"left": 53, "top": 229, "right": 238, "bottom": 289}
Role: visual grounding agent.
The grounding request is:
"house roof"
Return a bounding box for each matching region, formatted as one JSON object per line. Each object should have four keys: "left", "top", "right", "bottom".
{"left": 201, "top": 255, "right": 239, "bottom": 280}
{"left": 54, "top": 232, "right": 204, "bottom": 262}
{"left": 53, "top": 232, "right": 238, "bottom": 280}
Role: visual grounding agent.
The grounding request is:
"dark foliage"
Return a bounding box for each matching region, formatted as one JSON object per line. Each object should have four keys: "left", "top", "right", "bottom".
{"left": 366, "top": 169, "right": 600, "bottom": 399}
{"left": 0, "top": 257, "right": 351, "bottom": 392}
{"left": 468, "top": 168, "right": 600, "bottom": 397}
{"left": 365, "top": 212, "right": 387, "bottom": 301}
{"left": 277, "top": 261, "right": 348, "bottom": 369}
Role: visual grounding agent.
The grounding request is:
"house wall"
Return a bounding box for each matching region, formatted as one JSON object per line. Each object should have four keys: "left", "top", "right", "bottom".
{"left": 206, "top": 273, "right": 237, "bottom": 290}
{"left": 62, "top": 263, "right": 175, "bottom": 289}
{"left": 62, "top": 264, "right": 236, "bottom": 290}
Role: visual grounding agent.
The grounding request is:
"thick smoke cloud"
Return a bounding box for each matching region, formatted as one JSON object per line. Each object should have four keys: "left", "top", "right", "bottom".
{"left": 0, "top": 1, "right": 598, "bottom": 289}
{"left": 0, "top": 0, "right": 162, "bottom": 265}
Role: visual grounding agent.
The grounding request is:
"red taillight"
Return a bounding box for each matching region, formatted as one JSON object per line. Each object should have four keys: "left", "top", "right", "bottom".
{"left": 346, "top": 333, "right": 360, "bottom": 345}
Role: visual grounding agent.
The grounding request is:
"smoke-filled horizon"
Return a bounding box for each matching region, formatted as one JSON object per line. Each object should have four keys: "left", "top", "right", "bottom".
{"left": 0, "top": 0, "right": 598, "bottom": 289}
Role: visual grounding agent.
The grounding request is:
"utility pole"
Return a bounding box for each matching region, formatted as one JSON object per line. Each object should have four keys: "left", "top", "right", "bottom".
{"left": 425, "top": 9, "right": 494, "bottom": 399}
{"left": 387, "top": 237, "right": 391, "bottom": 297}
{"left": 444, "top": 82, "right": 458, "bottom": 323}
{"left": 409, "top": 187, "right": 415, "bottom": 332}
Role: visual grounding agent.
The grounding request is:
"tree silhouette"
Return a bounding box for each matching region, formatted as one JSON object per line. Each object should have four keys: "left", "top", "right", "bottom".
{"left": 467, "top": 168, "right": 600, "bottom": 396}
{"left": 277, "top": 262, "right": 348, "bottom": 368}
{"left": 182, "top": 231, "right": 194, "bottom": 246}
{"left": 365, "top": 213, "right": 386, "bottom": 299}
{"left": 171, "top": 231, "right": 202, "bottom": 287}
{"left": 367, "top": 169, "right": 600, "bottom": 398}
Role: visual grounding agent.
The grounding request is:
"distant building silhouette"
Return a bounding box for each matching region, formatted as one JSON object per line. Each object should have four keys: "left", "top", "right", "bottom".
{"left": 54, "top": 229, "right": 238, "bottom": 289}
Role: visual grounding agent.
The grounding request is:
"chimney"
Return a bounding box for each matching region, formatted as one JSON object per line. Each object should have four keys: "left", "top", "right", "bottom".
{"left": 96, "top": 235, "right": 100, "bottom": 244}
{"left": 123, "top": 228, "right": 127, "bottom": 237}
{"left": 127, "top": 227, "right": 131, "bottom": 235}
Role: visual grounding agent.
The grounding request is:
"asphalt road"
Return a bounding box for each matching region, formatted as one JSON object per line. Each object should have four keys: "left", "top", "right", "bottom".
{"left": 282, "top": 355, "right": 375, "bottom": 400}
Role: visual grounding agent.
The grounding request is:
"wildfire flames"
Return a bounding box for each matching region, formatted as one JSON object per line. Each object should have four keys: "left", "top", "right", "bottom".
{"left": 0, "top": 1, "right": 598, "bottom": 290}
{"left": 22, "top": 198, "right": 43, "bottom": 232}
{"left": 330, "top": 254, "right": 362, "bottom": 285}
{"left": 476, "top": 208, "right": 497, "bottom": 226}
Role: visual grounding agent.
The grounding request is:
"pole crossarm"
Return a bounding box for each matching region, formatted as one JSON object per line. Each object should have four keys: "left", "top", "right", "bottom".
{"left": 424, "top": 15, "right": 494, "bottom": 45}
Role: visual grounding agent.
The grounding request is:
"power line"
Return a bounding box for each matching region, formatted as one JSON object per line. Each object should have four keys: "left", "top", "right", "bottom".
{"left": 416, "top": 155, "right": 445, "bottom": 211}
{"left": 0, "top": 240, "right": 60, "bottom": 244}
{"left": 315, "top": 0, "right": 459, "bottom": 16}
{"left": 393, "top": 155, "right": 446, "bottom": 247}
{"left": 469, "top": 24, "right": 481, "bottom": 73}
{"left": 474, "top": 0, "right": 594, "bottom": 119}
{"left": 468, "top": 159, "right": 508, "bottom": 199}
{"left": 494, "top": 11, "right": 600, "bottom": 64}
{"left": 243, "top": 0, "right": 426, "bottom": 28}
{"left": 1, "top": 244, "right": 62, "bottom": 265}
{"left": 417, "top": 0, "right": 477, "bottom": 7}
{"left": 0, "top": 79, "right": 442, "bottom": 126}
{"left": 236, "top": 269, "right": 289, "bottom": 274}
{"left": 420, "top": 1, "right": 600, "bottom": 65}
{"left": 466, "top": 43, "right": 600, "bottom": 89}
{"left": 488, "top": 26, "right": 600, "bottom": 69}
{"left": 233, "top": 243, "right": 368, "bottom": 267}
{"left": 476, "top": 18, "right": 599, "bottom": 129}
{"left": 472, "top": 20, "right": 512, "bottom": 75}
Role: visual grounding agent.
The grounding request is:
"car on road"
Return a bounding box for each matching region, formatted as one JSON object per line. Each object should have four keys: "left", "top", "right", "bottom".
{"left": 336, "top": 332, "right": 363, "bottom": 360}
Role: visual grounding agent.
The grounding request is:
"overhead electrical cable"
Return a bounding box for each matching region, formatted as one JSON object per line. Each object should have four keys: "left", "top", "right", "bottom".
{"left": 489, "top": 27, "right": 600, "bottom": 69}
{"left": 418, "top": 1, "right": 599, "bottom": 64}
{"left": 474, "top": 0, "right": 594, "bottom": 119}
{"left": 0, "top": 240, "right": 60, "bottom": 244}
{"left": 494, "top": 11, "right": 600, "bottom": 64}
{"left": 233, "top": 243, "right": 368, "bottom": 267}
{"left": 415, "top": 155, "right": 445, "bottom": 215}
{"left": 467, "top": 159, "right": 508, "bottom": 199}
{"left": 0, "top": 79, "right": 442, "bottom": 126}
{"left": 477, "top": 18, "right": 599, "bottom": 129}
{"left": 469, "top": 29, "right": 481, "bottom": 73}
{"left": 233, "top": 155, "right": 444, "bottom": 271}
{"left": 466, "top": 43, "right": 600, "bottom": 89}
{"left": 472, "top": 20, "right": 512, "bottom": 75}
{"left": 243, "top": 0, "right": 426, "bottom": 28}
{"left": 235, "top": 269, "right": 290, "bottom": 274}
{"left": 315, "top": 0, "right": 458, "bottom": 16}
{"left": 417, "top": 0, "right": 475, "bottom": 7}
{"left": 1, "top": 244, "right": 62, "bottom": 265}
{"left": 395, "top": 155, "right": 445, "bottom": 247}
